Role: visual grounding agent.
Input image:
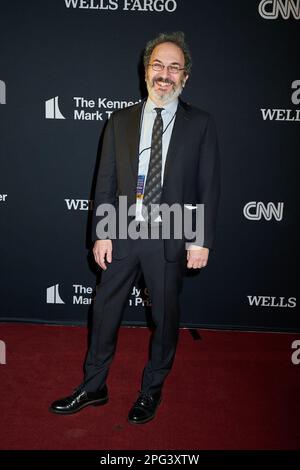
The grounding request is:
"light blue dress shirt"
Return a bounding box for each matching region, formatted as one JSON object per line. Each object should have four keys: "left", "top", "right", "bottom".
{"left": 135, "top": 97, "right": 178, "bottom": 221}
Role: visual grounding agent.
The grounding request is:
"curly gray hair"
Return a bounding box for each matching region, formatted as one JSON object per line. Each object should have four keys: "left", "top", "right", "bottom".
{"left": 143, "top": 31, "right": 192, "bottom": 76}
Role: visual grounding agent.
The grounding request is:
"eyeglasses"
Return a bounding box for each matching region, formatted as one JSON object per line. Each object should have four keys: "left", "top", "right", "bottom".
{"left": 148, "top": 63, "right": 185, "bottom": 74}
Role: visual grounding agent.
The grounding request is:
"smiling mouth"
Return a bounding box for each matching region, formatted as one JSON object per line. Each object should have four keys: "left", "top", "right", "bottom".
{"left": 155, "top": 80, "right": 173, "bottom": 89}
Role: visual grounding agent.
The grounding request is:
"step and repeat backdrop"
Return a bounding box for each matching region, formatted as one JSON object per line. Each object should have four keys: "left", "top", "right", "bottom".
{"left": 0, "top": 1, "right": 298, "bottom": 330}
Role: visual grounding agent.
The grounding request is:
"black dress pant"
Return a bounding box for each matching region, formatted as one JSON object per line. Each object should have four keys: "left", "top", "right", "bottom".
{"left": 82, "top": 235, "right": 185, "bottom": 395}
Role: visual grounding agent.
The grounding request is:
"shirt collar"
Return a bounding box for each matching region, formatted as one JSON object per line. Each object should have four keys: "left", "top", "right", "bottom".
{"left": 145, "top": 96, "right": 178, "bottom": 116}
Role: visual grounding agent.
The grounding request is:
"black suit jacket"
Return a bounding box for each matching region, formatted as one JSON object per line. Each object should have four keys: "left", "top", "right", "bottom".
{"left": 92, "top": 98, "right": 220, "bottom": 262}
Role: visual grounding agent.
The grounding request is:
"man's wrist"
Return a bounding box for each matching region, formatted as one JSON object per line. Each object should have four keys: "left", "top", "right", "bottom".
{"left": 186, "top": 244, "right": 204, "bottom": 250}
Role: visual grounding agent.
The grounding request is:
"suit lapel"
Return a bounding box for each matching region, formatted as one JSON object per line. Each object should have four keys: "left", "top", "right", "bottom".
{"left": 163, "top": 99, "right": 190, "bottom": 185}
{"left": 127, "top": 101, "right": 144, "bottom": 185}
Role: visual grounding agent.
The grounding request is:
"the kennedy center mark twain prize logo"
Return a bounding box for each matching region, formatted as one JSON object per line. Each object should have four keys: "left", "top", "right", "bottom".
{"left": 46, "top": 283, "right": 150, "bottom": 306}
{"left": 46, "top": 284, "right": 92, "bottom": 305}
{"left": 63, "top": 0, "right": 178, "bottom": 13}
{"left": 46, "top": 284, "right": 65, "bottom": 304}
{"left": 45, "top": 96, "right": 141, "bottom": 121}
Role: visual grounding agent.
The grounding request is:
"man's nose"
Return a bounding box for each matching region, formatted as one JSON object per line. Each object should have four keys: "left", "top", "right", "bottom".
{"left": 161, "top": 66, "right": 170, "bottom": 78}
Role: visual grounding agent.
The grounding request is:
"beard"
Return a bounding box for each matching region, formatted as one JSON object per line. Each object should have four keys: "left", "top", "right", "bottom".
{"left": 146, "top": 76, "right": 185, "bottom": 106}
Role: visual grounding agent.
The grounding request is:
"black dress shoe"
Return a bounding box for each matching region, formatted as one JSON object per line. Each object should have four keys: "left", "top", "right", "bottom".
{"left": 49, "top": 385, "right": 108, "bottom": 415}
{"left": 128, "top": 391, "right": 161, "bottom": 424}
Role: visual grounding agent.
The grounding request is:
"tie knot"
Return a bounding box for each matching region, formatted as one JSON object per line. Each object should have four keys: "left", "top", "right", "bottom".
{"left": 154, "top": 107, "right": 164, "bottom": 115}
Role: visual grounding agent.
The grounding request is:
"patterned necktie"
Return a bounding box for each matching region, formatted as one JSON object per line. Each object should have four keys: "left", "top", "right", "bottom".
{"left": 143, "top": 107, "right": 164, "bottom": 222}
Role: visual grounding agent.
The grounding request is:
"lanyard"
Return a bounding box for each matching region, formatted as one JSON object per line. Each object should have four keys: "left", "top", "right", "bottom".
{"left": 138, "top": 101, "right": 177, "bottom": 158}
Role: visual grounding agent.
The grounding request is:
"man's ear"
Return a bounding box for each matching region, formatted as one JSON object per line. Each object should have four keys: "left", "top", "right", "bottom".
{"left": 183, "top": 74, "right": 189, "bottom": 87}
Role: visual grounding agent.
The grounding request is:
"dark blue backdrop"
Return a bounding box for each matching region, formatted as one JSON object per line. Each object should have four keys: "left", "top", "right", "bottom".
{"left": 0, "top": 0, "right": 299, "bottom": 331}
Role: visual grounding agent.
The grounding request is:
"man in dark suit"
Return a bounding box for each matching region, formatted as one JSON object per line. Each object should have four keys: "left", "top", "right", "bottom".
{"left": 50, "top": 31, "right": 220, "bottom": 424}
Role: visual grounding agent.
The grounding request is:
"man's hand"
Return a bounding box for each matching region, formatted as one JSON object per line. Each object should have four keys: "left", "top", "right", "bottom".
{"left": 93, "top": 240, "right": 112, "bottom": 270}
{"left": 187, "top": 246, "right": 209, "bottom": 269}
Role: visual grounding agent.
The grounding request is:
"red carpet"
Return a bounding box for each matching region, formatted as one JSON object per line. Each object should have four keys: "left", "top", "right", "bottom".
{"left": 0, "top": 323, "right": 299, "bottom": 450}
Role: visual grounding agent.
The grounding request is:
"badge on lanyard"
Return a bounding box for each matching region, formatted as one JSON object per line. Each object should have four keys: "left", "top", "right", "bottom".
{"left": 136, "top": 174, "right": 146, "bottom": 200}
{"left": 136, "top": 174, "right": 146, "bottom": 220}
